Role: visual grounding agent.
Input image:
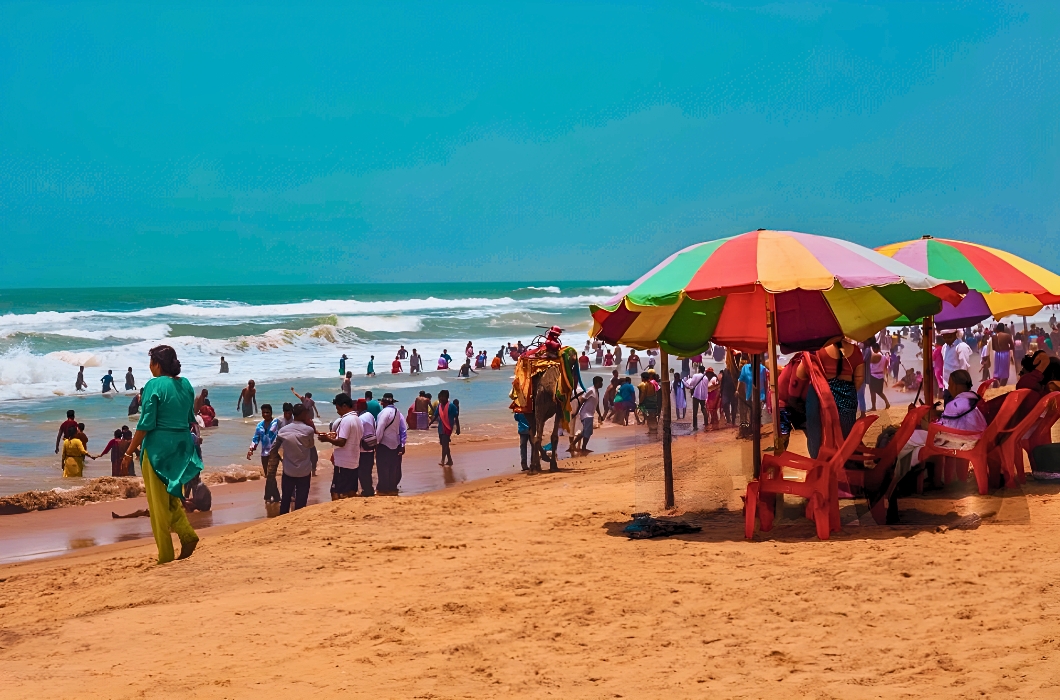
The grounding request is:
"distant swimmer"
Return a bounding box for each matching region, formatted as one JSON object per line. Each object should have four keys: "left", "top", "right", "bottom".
{"left": 457, "top": 359, "right": 477, "bottom": 378}
{"left": 101, "top": 369, "right": 116, "bottom": 394}
{"left": 391, "top": 355, "right": 403, "bottom": 374}
{"left": 438, "top": 349, "right": 452, "bottom": 370}
{"left": 75, "top": 366, "right": 87, "bottom": 392}
{"left": 219, "top": 356, "right": 229, "bottom": 374}
{"left": 125, "top": 367, "right": 136, "bottom": 391}
{"left": 237, "top": 380, "right": 258, "bottom": 418}
{"left": 397, "top": 345, "right": 408, "bottom": 360}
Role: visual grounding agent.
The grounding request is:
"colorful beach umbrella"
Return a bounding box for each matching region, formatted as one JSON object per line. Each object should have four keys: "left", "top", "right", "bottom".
{"left": 590, "top": 230, "right": 965, "bottom": 355}
{"left": 876, "top": 236, "right": 1060, "bottom": 327}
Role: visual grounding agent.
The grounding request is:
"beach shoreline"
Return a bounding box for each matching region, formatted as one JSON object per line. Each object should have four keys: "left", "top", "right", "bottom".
{"left": 4, "top": 424, "right": 1060, "bottom": 698}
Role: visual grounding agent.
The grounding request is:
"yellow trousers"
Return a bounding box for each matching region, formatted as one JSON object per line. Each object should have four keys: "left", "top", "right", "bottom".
{"left": 141, "top": 452, "right": 198, "bottom": 564}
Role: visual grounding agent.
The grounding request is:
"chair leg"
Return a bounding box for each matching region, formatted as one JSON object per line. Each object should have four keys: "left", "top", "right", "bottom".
{"left": 759, "top": 491, "right": 776, "bottom": 532}
{"left": 744, "top": 482, "right": 759, "bottom": 539}
{"left": 829, "top": 474, "right": 841, "bottom": 533}
{"left": 971, "top": 456, "right": 990, "bottom": 495}
{"left": 813, "top": 496, "right": 831, "bottom": 540}
{"left": 1013, "top": 444, "right": 1027, "bottom": 483}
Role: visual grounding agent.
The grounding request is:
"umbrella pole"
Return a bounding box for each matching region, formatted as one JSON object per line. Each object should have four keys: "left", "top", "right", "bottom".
{"left": 660, "top": 350, "right": 674, "bottom": 509}
{"left": 923, "top": 316, "right": 935, "bottom": 412}
{"left": 766, "top": 295, "right": 782, "bottom": 453}
{"left": 752, "top": 353, "right": 762, "bottom": 479}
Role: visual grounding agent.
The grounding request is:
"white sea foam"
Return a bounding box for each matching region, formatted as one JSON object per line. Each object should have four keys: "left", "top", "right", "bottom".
{"left": 519, "top": 286, "right": 561, "bottom": 293}
{"left": 376, "top": 376, "right": 448, "bottom": 390}
{"left": 335, "top": 315, "right": 424, "bottom": 333}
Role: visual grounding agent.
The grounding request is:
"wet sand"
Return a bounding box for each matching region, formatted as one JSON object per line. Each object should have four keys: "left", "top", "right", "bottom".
{"left": 0, "top": 428, "right": 645, "bottom": 564}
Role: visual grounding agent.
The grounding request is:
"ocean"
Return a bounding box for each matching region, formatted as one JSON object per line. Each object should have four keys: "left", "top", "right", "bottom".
{"left": 0, "top": 282, "right": 624, "bottom": 496}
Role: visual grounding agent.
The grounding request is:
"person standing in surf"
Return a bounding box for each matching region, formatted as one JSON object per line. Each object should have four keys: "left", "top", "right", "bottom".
{"left": 432, "top": 389, "right": 458, "bottom": 466}
{"left": 101, "top": 369, "right": 116, "bottom": 394}
{"left": 438, "top": 349, "right": 452, "bottom": 370}
{"left": 219, "top": 356, "right": 229, "bottom": 373}
{"left": 120, "top": 345, "right": 201, "bottom": 564}
{"left": 125, "top": 367, "right": 136, "bottom": 391}
{"left": 367, "top": 355, "right": 376, "bottom": 377}
{"left": 339, "top": 354, "right": 347, "bottom": 377}
{"left": 410, "top": 349, "right": 422, "bottom": 374}
{"left": 75, "top": 366, "right": 87, "bottom": 392}
{"left": 237, "top": 380, "right": 257, "bottom": 419}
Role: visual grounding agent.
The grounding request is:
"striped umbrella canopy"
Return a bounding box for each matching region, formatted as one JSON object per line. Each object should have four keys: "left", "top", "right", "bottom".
{"left": 876, "top": 236, "right": 1060, "bottom": 327}
{"left": 590, "top": 230, "right": 965, "bottom": 355}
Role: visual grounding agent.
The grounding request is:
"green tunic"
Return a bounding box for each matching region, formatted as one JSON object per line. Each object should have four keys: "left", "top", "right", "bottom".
{"left": 136, "top": 375, "right": 203, "bottom": 498}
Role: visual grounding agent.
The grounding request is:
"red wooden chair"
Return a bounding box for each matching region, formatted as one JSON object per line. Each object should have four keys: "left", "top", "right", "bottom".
{"left": 917, "top": 389, "right": 1028, "bottom": 495}
{"left": 745, "top": 415, "right": 877, "bottom": 540}
{"left": 1002, "top": 391, "right": 1060, "bottom": 483}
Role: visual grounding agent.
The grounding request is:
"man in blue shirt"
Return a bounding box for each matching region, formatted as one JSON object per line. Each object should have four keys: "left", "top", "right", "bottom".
{"left": 246, "top": 404, "right": 281, "bottom": 476}
{"left": 737, "top": 356, "right": 767, "bottom": 429}
{"left": 100, "top": 370, "right": 115, "bottom": 394}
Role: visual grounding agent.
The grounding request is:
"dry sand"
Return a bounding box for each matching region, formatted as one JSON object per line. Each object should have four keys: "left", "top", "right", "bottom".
{"left": 3, "top": 426, "right": 1060, "bottom": 699}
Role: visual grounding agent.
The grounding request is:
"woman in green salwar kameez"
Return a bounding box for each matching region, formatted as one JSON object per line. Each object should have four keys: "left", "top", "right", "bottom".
{"left": 122, "top": 345, "right": 203, "bottom": 564}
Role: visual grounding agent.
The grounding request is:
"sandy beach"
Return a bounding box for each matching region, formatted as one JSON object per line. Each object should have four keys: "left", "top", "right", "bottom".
{"left": 4, "top": 419, "right": 1060, "bottom": 699}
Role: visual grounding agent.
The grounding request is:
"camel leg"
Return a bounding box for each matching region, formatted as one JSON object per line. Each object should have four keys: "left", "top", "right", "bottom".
{"left": 529, "top": 416, "right": 543, "bottom": 474}
{"left": 549, "top": 413, "right": 560, "bottom": 472}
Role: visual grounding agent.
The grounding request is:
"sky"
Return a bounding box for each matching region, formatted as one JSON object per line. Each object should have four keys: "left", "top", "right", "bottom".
{"left": 1, "top": 1, "right": 1058, "bottom": 288}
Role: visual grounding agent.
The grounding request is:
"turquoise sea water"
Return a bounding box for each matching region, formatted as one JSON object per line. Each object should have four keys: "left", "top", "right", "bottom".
{"left": 0, "top": 282, "right": 625, "bottom": 495}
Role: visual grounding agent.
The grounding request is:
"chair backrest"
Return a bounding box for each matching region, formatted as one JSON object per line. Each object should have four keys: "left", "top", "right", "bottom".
{"left": 802, "top": 351, "right": 845, "bottom": 460}
{"left": 1030, "top": 392, "right": 1060, "bottom": 443}
{"left": 977, "top": 379, "right": 999, "bottom": 397}
{"left": 825, "top": 415, "right": 878, "bottom": 477}
{"left": 1006, "top": 391, "right": 1060, "bottom": 443}
{"left": 983, "top": 389, "right": 1033, "bottom": 449}
{"left": 875, "top": 404, "right": 932, "bottom": 467}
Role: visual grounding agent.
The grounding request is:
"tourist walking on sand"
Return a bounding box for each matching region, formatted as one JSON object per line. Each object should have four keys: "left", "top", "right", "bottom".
{"left": 572, "top": 375, "right": 604, "bottom": 452}
{"left": 237, "top": 380, "right": 257, "bottom": 418}
{"left": 410, "top": 349, "right": 422, "bottom": 374}
{"left": 246, "top": 403, "right": 281, "bottom": 475}
{"left": 125, "top": 367, "right": 136, "bottom": 391}
{"left": 432, "top": 389, "right": 458, "bottom": 466}
{"left": 319, "top": 392, "right": 363, "bottom": 498}
{"left": 687, "top": 365, "right": 708, "bottom": 430}
{"left": 266, "top": 404, "right": 317, "bottom": 514}
{"left": 120, "top": 345, "right": 202, "bottom": 564}
{"left": 220, "top": 356, "right": 229, "bottom": 373}
{"left": 705, "top": 368, "right": 721, "bottom": 428}
{"left": 867, "top": 342, "right": 891, "bottom": 411}
{"left": 375, "top": 393, "right": 406, "bottom": 494}
{"left": 75, "top": 366, "right": 87, "bottom": 392}
{"left": 55, "top": 410, "right": 78, "bottom": 455}
{"left": 992, "top": 323, "right": 1014, "bottom": 386}
{"left": 671, "top": 370, "right": 687, "bottom": 420}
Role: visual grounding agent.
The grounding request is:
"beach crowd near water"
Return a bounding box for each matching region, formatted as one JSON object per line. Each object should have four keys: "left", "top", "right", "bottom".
{"left": 22, "top": 308, "right": 1060, "bottom": 565}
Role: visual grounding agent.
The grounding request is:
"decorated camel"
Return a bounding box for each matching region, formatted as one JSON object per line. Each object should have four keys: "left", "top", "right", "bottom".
{"left": 509, "top": 326, "right": 583, "bottom": 473}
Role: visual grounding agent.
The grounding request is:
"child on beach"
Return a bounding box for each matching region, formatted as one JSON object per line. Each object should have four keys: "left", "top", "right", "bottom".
{"left": 432, "top": 390, "right": 458, "bottom": 466}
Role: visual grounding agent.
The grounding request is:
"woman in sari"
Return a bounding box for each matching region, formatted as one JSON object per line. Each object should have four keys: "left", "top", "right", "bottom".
{"left": 794, "top": 337, "right": 865, "bottom": 459}
{"left": 60, "top": 425, "right": 89, "bottom": 477}
{"left": 121, "top": 345, "right": 202, "bottom": 564}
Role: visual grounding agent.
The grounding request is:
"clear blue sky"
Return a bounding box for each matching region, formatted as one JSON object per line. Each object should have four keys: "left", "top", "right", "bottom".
{"left": 1, "top": 2, "right": 1057, "bottom": 287}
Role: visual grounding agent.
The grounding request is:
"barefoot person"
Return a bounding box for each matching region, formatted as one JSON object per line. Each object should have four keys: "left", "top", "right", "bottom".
{"left": 375, "top": 393, "right": 407, "bottom": 494}
{"left": 121, "top": 345, "right": 202, "bottom": 564}
{"left": 237, "top": 380, "right": 257, "bottom": 419}
{"left": 432, "top": 389, "right": 458, "bottom": 466}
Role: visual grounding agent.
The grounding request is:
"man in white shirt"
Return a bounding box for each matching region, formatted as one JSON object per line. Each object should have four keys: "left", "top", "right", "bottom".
{"left": 572, "top": 376, "right": 604, "bottom": 452}
{"left": 375, "top": 392, "right": 407, "bottom": 495}
{"left": 685, "top": 366, "right": 709, "bottom": 431}
{"left": 942, "top": 332, "right": 972, "bottom": 394}
{"left": 318, "top": 393, "right": 363, "bottom": 501}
